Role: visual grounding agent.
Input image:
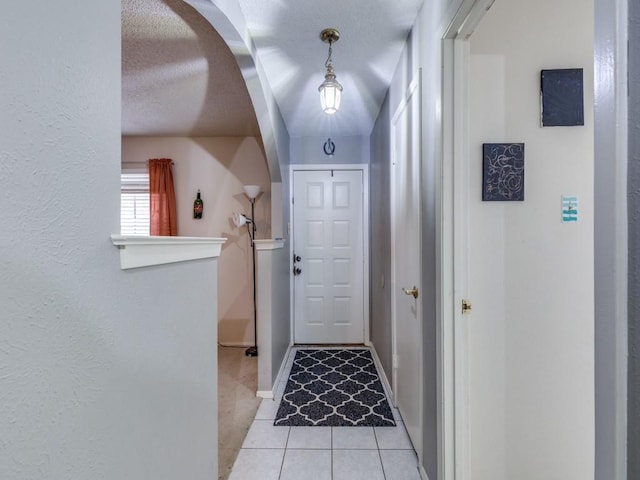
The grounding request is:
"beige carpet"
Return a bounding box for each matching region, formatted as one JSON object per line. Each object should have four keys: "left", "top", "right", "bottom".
{"left": 218, "top": 346, "right": 261, "bottom": 480}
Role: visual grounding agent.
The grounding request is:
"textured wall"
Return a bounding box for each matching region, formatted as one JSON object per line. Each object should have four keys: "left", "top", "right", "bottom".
{"left": 628, "top": 0, "right": 640, "bottom": 476}
{"left": 122, "top": 136, "right": 271, "bottom": 346}
{"left": 0, "top": 3, "right": 219, "bottom": 479}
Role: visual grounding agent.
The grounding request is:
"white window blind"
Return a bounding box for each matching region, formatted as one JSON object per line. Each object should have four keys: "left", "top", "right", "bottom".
{"left": 121, "top": 171, "right": 150, "bottom": 236}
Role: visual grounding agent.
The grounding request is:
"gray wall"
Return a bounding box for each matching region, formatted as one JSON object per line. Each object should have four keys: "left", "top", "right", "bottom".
{"left": 628, "top": 0, "right": 640, "bottom": 477}
{"left": 271, "top": 245, "right": 291, "bottom": 385}
{"left": 290, "top": 135, "right": 370, "bottom": 165}
{"left": 369, "top": 5, "right": 441, "bottom": 474}
{"left": 369, "top": 94, "right": 393, "bottom": 377}
{"left": 275, "top": 118, "right": 292, "bottom": 382}
{"left": 0, "top": 3, "right": 220, "bottom": 479}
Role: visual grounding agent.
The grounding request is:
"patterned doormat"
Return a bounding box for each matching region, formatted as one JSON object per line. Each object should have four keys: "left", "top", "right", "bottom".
{"left": 274, "top": 349, "right": 396, "bottom": 427}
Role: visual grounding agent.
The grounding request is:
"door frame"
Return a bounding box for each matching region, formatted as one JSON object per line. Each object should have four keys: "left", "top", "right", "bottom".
{"left": 390, "top": 70, "right": 423, "bottom": 459}
{"left": 441, "top": 1, "right": 493, "bottom": 479}
{"left": 289, "top": 164, "right": 370, "bottom": 346}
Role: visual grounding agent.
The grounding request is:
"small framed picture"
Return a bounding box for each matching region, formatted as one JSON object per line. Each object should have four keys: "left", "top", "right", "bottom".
{"left": 541, "top": 68, "right": 584, "bottom": 127}
{"left": 482, "top": 143, "right": 525, "bottom": 201}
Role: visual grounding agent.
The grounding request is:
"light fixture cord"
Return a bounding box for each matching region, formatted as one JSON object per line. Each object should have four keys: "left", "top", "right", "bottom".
{"left": 325, "top": 41, "right": 333, "bottom": 69}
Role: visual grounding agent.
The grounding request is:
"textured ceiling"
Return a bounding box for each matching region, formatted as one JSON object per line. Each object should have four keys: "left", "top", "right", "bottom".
{"left": 122, "top": 0, "right": 424, "bottom": 139}
{"left": 122, "top": 0, "right": 260, "bottom": 137}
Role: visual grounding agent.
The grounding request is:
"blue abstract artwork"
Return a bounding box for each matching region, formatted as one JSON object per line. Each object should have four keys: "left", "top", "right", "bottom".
{"left": 482, "top": 143, "right": 525, "bottom": 201}
{"left": 541, "top": 68, "right": 584, "bottom": 126}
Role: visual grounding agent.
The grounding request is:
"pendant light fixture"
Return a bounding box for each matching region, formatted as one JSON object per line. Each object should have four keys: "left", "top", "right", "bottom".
{"left": 318, "top": 28, "right": 343, "bottom": 115}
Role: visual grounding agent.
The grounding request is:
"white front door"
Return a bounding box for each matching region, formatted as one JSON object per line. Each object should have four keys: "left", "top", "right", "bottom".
{"left": 391, "top": 75, "right": 422, "bottom": 455}
{"left": 292, "top": 169, "right": 365, "bottom": 344}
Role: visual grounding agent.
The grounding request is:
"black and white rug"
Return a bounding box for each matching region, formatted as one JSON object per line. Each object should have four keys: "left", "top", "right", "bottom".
{"left": 274, "top": 349, "right": 396, "bottom": 427}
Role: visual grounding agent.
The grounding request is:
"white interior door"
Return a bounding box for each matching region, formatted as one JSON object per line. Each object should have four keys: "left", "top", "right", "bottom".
{"left": 293, "top": 169, "right": 365, "bottom": 344}
{"left": 391, "top": 75, "right": 422, "bottom": 455}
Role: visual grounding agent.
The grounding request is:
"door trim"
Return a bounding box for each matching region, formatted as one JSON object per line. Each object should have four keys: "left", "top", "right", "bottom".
{"left": 441, "top": 1, "right": 493, "bottom": 479}
{"left": 288, "top": 164, "right": 370, "bottom": 346}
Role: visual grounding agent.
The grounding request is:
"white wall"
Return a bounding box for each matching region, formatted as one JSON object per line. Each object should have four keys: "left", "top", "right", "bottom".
{"left": 122, "top": 136, "right": 271, "bottom": 347}
{"left": 1, "top": 3, "right": 219, "bottom": 479}
{"left": 468, "top": 54, "right": 507, "bottom": 478}
{"left": 468, "top": 0, "right": 594, "bottom": 478}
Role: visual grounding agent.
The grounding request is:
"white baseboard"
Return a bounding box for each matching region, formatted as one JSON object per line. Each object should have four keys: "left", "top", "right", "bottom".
{"left": 273, "top": 344, "right": 293, "bottom": 388}
{"left": 255, "top": 344, "right": 292, "bottom": 399}
{"left": 369, "top": 342, "right": 394, "bottom": 403}
{"left": 419, "top": 465, "right": 429, "bottom": 480}
{"left": 218, "top": 341, "right": 252, "bottom": 348}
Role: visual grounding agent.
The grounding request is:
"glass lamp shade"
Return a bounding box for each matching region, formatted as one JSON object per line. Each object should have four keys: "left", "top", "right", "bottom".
{"left": 243, "top": 185, "right": 261, "bottom": 199}
{"left": 319, "top": 75, "right": 343, "bottom": 115}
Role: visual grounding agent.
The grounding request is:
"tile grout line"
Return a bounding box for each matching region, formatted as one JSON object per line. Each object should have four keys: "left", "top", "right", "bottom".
{"left": 330, "top": 427, "right": 334, "bottom": 480}
{"left": 373, "top": 426, "right": 388, "bottom": 480}
{"left": 277, "top": 350, "right": 294, "bottom": 480}
{"left": 277, "top": 427, "right": 291, "bottom": 480}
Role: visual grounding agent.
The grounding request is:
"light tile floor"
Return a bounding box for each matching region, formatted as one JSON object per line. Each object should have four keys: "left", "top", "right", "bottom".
{"left": 228, "top": 348, "right": 421, "bottom": 480}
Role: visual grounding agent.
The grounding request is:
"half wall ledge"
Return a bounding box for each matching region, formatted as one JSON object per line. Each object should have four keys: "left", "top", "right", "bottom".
{"left": 254, "top": 239, "right": 286, "bottom": 251}
{"left": 110, "top": 235, "right": 227, "bottom": 270}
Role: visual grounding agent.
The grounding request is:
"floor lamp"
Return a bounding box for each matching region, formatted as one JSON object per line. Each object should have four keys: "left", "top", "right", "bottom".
{"left": 232, "top": 185, "right": 260, "bottom": 357}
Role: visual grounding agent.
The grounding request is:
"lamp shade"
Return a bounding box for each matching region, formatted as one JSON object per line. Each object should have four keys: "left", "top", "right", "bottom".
{"left": 243, "top": 185, "right": 261, "bottom": 199}
{"left": 232, "top": 212, "right": 249, "bottom": 228}
{"left": 319, "top": 76, "right": 342, "bottom": 115}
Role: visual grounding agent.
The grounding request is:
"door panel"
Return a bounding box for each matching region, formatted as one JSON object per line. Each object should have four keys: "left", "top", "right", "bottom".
{"left": 392, "top": 76, "right": 422, "bottom": 455}
{"left": 293, "top": 170, "right": 364, "bottom": 344}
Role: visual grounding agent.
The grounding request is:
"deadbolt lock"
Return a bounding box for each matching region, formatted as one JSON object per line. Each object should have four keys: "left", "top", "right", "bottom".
{"left": 462, "top": 299, "right": 472, "bottom": 314}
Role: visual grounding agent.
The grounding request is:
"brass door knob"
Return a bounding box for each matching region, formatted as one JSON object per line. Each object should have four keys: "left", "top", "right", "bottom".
{"left": 402, "top": 286, "right": 419, "bottom": 299}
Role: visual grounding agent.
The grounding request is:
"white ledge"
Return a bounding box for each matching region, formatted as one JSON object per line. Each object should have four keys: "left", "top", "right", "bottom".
{"left": 111, "top": 235, "right": 226, "bottom": 270}
{"left": 254, "top": 239, "right": 286, "bottom": 251}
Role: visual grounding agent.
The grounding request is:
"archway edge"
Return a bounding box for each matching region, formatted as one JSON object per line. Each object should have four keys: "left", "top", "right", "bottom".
{"left": 184, "top": 0, "right": 287, "bottom": 182}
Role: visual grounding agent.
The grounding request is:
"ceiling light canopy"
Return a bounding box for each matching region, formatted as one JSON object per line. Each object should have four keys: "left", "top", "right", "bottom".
{"left": 318, "top": 28, "right": 343, "bottom": 115}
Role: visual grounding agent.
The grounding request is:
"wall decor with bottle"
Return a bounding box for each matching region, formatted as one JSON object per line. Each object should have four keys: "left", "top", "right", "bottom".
{"left": 193, "top": 189, "right": 203, "bottom": 219}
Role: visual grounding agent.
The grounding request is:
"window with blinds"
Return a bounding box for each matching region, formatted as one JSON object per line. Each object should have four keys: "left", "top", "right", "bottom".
{"left": 121, "top": 171, "right": 150, "bottom": 236}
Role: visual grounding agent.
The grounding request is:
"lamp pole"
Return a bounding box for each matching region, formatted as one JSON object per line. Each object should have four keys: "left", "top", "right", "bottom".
{"left": 245, "top": 197, "right": 258, "bottom": 357}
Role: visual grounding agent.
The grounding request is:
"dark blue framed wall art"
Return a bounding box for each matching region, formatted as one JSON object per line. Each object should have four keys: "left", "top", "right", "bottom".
{"left": 540, "top": 68, "right": 584, "bottom": 127}
{"left": 482, "top": 143, "right": 525, "bottom": 201}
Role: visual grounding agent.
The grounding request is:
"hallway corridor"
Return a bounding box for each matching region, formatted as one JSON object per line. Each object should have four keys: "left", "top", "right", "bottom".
{"left": 228, "top": 348, "right": 420, "bottom": 480}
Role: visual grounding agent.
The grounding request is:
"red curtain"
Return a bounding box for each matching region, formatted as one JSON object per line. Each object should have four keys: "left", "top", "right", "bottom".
{"left": 148, "top": 158, "right": 177, "bottom": 236}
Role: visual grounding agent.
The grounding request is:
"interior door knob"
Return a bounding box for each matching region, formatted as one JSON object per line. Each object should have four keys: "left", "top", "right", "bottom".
{"left": 293, "top": 266, "right": 302, "bottom": 276}
{"left": 402, "top": 286, "right": 419, "bottom": 299}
